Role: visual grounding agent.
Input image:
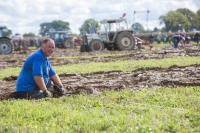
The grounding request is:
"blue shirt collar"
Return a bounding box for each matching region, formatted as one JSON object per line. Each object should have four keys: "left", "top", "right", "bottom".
{"left": 39, "top": 48, "right": 48, "bottom": 60}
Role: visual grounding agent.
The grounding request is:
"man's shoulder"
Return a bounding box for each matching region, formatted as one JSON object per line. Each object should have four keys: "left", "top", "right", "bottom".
{"left": 34, "top": 49, "right": 42, "bottom": 56}
{"left": 28, "top": 49, "right": 44, "bottom": 60}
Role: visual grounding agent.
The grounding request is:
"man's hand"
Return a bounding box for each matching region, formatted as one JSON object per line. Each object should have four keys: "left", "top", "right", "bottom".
{"left": 59, "top": 86, "right": 67, "bottom": 95}
{"left": 54, "top": 85, "right": 67, "bottom": 96}
{"left": 43, "top": 90, "right": 53, "bottom": 97}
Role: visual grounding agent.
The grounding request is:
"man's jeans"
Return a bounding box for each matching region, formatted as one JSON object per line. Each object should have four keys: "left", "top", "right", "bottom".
{"left": 16, "top": 80, "right": 53, "bottom": 100}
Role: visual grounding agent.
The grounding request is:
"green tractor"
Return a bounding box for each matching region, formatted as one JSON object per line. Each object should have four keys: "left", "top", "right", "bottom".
{"left": 0, "top": 26, "right": 13, "bottom": 54}
{"left": 48, "top": 31, "right": 74, "bottom": 48}
{"left": 80, "top": 17, "right": 135, "bottom": 52}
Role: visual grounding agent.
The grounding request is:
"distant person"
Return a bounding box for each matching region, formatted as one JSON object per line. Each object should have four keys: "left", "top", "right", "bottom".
{"left": 148, "top": 33, "right": 154, "bottom": 44}
{"left": 156, "top": 32, "right": 162, "bottom": 44}
{"left": 171, "top": 34, "right": 185, "bottom": 48}
{"left": 194, "top": 32, "right": 200, "bottom": 44}
{"left": 34, "top": 38, "right": 40, "bottom": 47}
{"left": 162, "top": 33, "right": 168, "bottom": 43}
{"left": 73, "top": 37, "right": 78, "bottom": 48}
{"left": 185, "top": 34, "right": 191, "bottom": 44}
{"left": 39, "top": 39, "right": 43, "bottom": 47}
{"left": 16, "top": 38, "right": 66, "bottom": 100}
{"left": 29, "top": 38, "right": 34, "bottom": 46}
{"left": 168, "top": 36, "right": 172, "bottom": 44}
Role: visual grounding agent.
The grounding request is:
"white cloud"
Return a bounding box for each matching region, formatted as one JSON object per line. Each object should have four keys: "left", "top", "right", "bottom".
{"left": 0, "top": 0, "right": 199, "bottom": 35}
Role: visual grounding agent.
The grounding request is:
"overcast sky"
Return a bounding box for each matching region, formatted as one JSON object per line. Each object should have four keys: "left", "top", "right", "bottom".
{"left": 0, "top": 0, "right": 199, "bottom": 35}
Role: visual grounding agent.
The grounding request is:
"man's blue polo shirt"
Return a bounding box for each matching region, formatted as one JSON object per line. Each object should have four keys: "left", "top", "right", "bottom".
{"left": 16, "top": 49, "right": 56, "bottom": 92}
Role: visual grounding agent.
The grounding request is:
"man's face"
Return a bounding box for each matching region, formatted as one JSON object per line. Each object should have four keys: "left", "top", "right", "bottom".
{"left": 42, "top": 40, "right": 55, "bottom": 57}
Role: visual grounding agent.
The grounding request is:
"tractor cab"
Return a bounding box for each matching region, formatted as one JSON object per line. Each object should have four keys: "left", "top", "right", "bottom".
{"left": 0, "top": 26, "right": 13, "bottom": 54}
{"left": 0, "top": 27, "right": 3, "bottom": 37}
{"left": 0, "top": 27, "right": 9, "bottom": 37}
{"left": 98, "top": 18, "right": 132, "bottom": 42}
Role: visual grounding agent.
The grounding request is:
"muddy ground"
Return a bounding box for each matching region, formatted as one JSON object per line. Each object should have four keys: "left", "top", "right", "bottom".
{"left": 0, "top": 44, "right": 200, "bottom": 100}
{"left": 0, "top": 44, "right": 200, "bottom": 69}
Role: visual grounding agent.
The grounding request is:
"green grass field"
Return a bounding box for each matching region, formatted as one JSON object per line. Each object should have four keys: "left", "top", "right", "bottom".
{"left": 0, "top": 87, "right": 199, "bottom": 132}
{"left": 0, "top": 44, "right": 200, "bottom": 132}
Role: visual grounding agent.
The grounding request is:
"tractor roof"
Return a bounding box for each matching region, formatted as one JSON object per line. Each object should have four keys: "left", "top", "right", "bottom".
{"left": 49, "top": 31, "right": 70, "bottom": 34}
{"left": 100, "top": 18, "right": 126, "bottom": 24}
{"left": 0, "top": 26, "right": 5, "bottom": 29}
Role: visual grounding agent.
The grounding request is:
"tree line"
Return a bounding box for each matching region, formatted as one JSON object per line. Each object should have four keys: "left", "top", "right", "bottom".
{"left": 159, "top": 8, "right": 200, "bottom": 32}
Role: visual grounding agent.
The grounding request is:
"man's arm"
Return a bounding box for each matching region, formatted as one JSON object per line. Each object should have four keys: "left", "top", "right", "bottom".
{"left": 34, "top": 76, "right": 47, "bottom": 91}
{"left": 50, "top": 74, "right": 66, "bottom": 95}
{"left": 50, "top": 74, "right": 63, "bottom": 87}
{"left": 34, "top": 76, "right": 53, "bottom": 97}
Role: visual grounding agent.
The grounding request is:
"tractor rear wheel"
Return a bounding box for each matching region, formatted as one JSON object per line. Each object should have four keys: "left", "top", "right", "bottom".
{"left": 88, "top": 39, "right": 104, "bottom": 52}
{"left": 63, "top": 39, "right": 73, "bottom": 48}
{"left": 115, "top": 32, "right": 135, "bottom": 50}
{"left": 0, "top": 38, "right": 13, "bottom": 54}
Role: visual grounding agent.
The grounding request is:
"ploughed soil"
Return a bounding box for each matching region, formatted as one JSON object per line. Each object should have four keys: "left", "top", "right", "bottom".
{"left": 1, "top": 44, "right": 200, "bottom": 69}
{"left": 0, "top": 44, "right": 200, "bottom": 100}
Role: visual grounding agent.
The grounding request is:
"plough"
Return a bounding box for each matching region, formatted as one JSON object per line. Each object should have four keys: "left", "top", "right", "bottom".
{"left": 134, "top": 36, "right": 153, "bottom": 50}
{"left": 12, "top": 39, "right": 31, "bottom": 53}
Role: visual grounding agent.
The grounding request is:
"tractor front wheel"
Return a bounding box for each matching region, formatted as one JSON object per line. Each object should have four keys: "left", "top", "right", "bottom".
{"left": 88, "top": 39, "right": 104, "bottom": 52}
